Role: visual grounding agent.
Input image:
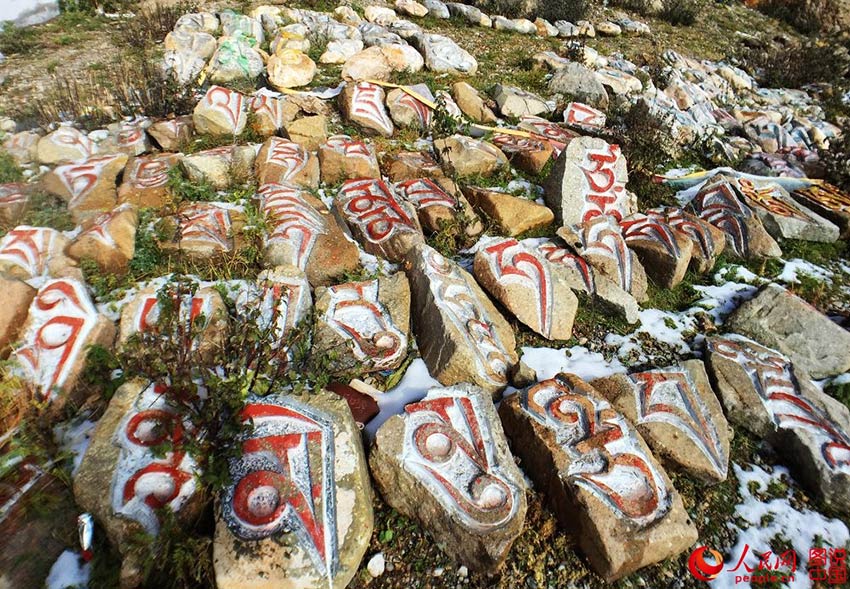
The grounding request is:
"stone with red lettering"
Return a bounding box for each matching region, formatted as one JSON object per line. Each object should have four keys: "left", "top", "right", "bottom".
{"left": 106, "top": 120, "right": 152, "bottom": 157}
{"left": 258, "top": 183, "right": 360, "bottom": 286}
{"left": 283, "top": 115, "right": 328, "bottom": 152}
{"left": 318, "top": 135, "right": 381, "bottom": 184}
{"left": 3, "top": 131, "right": 39, "bottom": 165}
{"left": 248, "top": 94, "right": 289, "bottom": 137}
{"left": 370, "top": 384, "right": 527, "bottom": 572}
{"left": 0, "top": 226, "right": 82, "bottom": 281}
{"left": 620, "top": 213, "right": 693, "bottom": 288}
{"left": 74, "top": 379, "right": 204, "bottom": 585}
{"left": 14, "top": 278, "right": 116, "bottom": 413}
{"left": 591, "top": 360, "right": 731, "bottom": 483}
{"left": 0, "top": 277, "right": 35, "bottom": 358}
{"left": 42, "top": 153, "right": 128, "bottom": 222}
{"left": 36, "top": 127, "right": 96, "bottom": 165}
{"left": 213, "top": 390, "right": 373, "bottom": 589}
{"left": 180, "top": 145, "right": 257, "bottom": 190}
{"left": 382, "top": 151, "right": 444, "bottom": 182}
{"left": 386, "top": 85, "right": 434, "bottom": 131}
{"left": 335, "top": 178, "right": 423, "bottom": 263}
{"left": 147, "top": 116, "right": 194, "bottom": 151}
{"left": 67, "top": 204, "right": 138, "bottom": 274}
{"left": 339, "top": 82, "right": 395, "bottom": 137}
{"left": 491, "top": 133, "right": 553, "bottom": 175}
{"left": 313, "top": 272, "right": 410, "bottom": 374}
{"left": 434, "top": 135, "right": 508, "bottom": 178}
{"left": 543, "top": 136, "right": 631, "bottom": 226}
{"left": 158, "top": 202, "right": 245, "bottom": 260}
{"left": 463, "top": 186, "right": 554, "bottom": 237}
{"left": 474, "top": 237, "right": 578, "bottom": 340}
{"left": 499, "top": 373, "right": 698, "bottom": 581}
{"left": 396, "top": 177, "right": 482, "bottom": 236}
{"left": 406, "top": 243, "right": 518, "bottom": 396}
{"left": 0, "top": 183, "right": 31, "bottom": 226}
{"left": 118, "top": 153, "right": 180, "bottom": 208}
{"left": 644, "top": 207, "right": 726, "bottom": 273}
{"left": 255, "top": 137, "right": 319, "bottom": 188}
{"left": 192, "top": 86, "right": 248, "bottom": 136}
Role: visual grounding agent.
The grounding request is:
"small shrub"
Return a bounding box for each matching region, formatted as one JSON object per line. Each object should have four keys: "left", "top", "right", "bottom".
{"left": 757, "top": 0, "right": 839, "bottom": 34}
{"left": 119, "top": 1, "right": 198, "bottom": 51}
{"left": 823, "top": 120, "right": 850, "bottom": 192}
{"left": 537, "top": 0, "right": 590, "bottom": 24}
{"left": 58, "top": 0, "right": 131, "bottom": 13}
{"left": 107, "top": 54, "right": 196, "bottom": 119}
{"left": 0, "top": 152, "right": 23, "bottom": 183}
{"left": 32, "top": 74, "right": 115, "bottom": 130}
{"left": 659, "top": 0, "right": 701, "bottom": 25}
{"left": 736, "top": 41, "right": 849, "bottom": 89}
{"left": 0, "top": 23, "right": 39, "bottom": 55}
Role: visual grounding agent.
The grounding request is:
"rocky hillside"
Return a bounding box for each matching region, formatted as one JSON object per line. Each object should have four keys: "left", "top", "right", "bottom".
{"left": 0, "top": 0, "right": 849, "bottom": 588}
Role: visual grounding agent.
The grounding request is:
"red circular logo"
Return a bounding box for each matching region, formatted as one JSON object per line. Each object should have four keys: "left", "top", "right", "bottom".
{"left": 688, "top": 546, "right": 724, "bottom": 581}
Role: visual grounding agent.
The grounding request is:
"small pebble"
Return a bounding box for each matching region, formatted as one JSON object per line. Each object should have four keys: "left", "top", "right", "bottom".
{"left": 457, "top": 565, "right": 468, "bottom": 578}
{"left": 367, "top": 553, "right": 385, "bottom": 577}
{"left": 433, "top": 567, "right": 444, "bottom": 577}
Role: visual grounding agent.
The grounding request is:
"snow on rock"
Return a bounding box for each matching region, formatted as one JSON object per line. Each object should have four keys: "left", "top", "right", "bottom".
{"left": 46, "top": 550, "right": 90, "bottom": 589}
{"left": 54, "top": 418, "right": 97, "bottom": 476}
{"left": 520, "top": 345, "right": 626, "bottom": 382}
{"left": 776, "top": 258, "right": 834, "bottom": 285}
{"left": 364, "top": 358, "right": 441, "bottom": 438}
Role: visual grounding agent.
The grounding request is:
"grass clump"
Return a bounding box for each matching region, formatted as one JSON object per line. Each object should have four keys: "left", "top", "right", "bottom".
{"left": 659, "top": 0, "right": 702, "bottom": 25}
{"left": 756, "top": 0, "right": 840, "bottom": 33}
{"left": 0, "top": 152, "right": 23, "bottom": 183}
{"left": 0, "top": 23, "right": 40, "bottom": 55}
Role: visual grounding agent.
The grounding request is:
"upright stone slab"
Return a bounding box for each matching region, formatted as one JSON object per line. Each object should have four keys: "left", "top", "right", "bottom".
{"left": 791, "top": 182, "right": 850, "bottom": 239}
{"left": 735, "top": 177, "right": 839, "bottom": 243}
{"left": 193, "top": 86, "right": 248, "bottom": 136}
{"left": 705, "top": 335, "right": 850, "bottom": 513}
{"left": 67, "top": 204, "right": 138, "bottom": 274}
{"left": 543, "top": 136, "right": 631, "bottom": 226}
{"left": 386, "top": 84, "right": 433, "bottom": 130}
{"left": 499, "top": 373, "right": 698, "bottom": 581}
{"left": 335, "top": 178, "right": 423, "bottom": 263}
{"left": 686, "top": 174, "right": 781, "bottom": 259}
{"left": 339, "top": 82, "right": 394, "bottom": 137}
{"left": 14, "top": 278, "right": 115, "bottom": 410}
{"left": 313, "top": 273, "right": 410, "bottom": 374}
{"left": 258, "top": 183, "right": 360, "bottom": 286}
{"left": 395, "top": 177, "right": 481, "bottom": 236}
{"left": 0, "top": 226, "right": 80, "bottom": 281}
{"left": 473, "top": 237, "right": 578, "bottom": 340}
{"left": 370, "top": 384, "right": 527, "bottom": 571}
{"left": 644, "top": 206, "right": 725, "bottom": 273}
{"left": 592, "top": 360, "right": 730, "bottom": 483}
{"left": 214, "top": 391, "right": 373, "bottom": 589}
{"left": 536, "top": 241, "right": 639, "bottom": 323}
{"left": 725, "top": 283, "right": 850, "bottom": 379}
{"left": 255, "top": 137, "right": 319, "bottom": 188}
{"left": 318, "top": 135, "right": 381, "bottom": 184}
{"left": 557, "top": 216, "right": 648, "bottom": 302}
{"left": 406, "top": 243, "right": 517, "bottom": 396}
{"left": 74, "top": 380, "right": 203, "bottom": 583}
{"left": 42, "top": 153, "right": 128, "bottom": 222}
{"left": 620, "top": 213, "right": 693, "bottom": 288}
{"left": 118, "top": 153, "right": 179, "bottom": 208}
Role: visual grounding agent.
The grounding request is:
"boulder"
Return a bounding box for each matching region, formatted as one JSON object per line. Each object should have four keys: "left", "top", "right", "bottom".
{"left": 159, "top": 202, "right": 244, "bottom": 260}
{"left": 320, "top": 38, "right": 364, "bottom": 64}
{"left": 258, "top": 183, "right": 360, "bottom": 286}
{"left": 163, "top": 48, "right": 207, "bottom": 85}
{"left": 406, "top": 243, "right": 517, "bottom": 396}
{"left": 207, "top": 37, "right": 265, "bottom": 83}
{"left": 180, "top": 145, "right": 257, "bottom": 190}
{"left": 451, "top": 81, "right": 497, "bottom": 124}
{"left": 267, "top": 49, "right": 317, "bottom": 90}
{"left": 596, "top": 21, "right": 622, "bottom": 36}
{"left": 248, "top": 94, "right": 289, "bottom": 137}
{"left": 543, "top": 136, "right": 630, "bottom": 226}
{"left": 3, "top": 131, "right": 39, "bottom": 165}
{"left": 42, "top": 153, "right": 127, "bottom": 222}
{"left": 0, "top": 277, "right": 35, "bottom": 358}
{"left": 193, "top": 86, "right": 248, "bottom": 136}
{"left": 365, "top": 5, "right": 398, "bottom": 25}
{"left": 175, "top": 11, "right": 219, "bottom": 33}
{"left": 386, "top": 85, "right": 434, "bottom": 131}
{"left": 67, "top": 204, "right": 138, "bottom": 274}
{"left": 705, "top": 334, "right": 850, "bottom": 513}
{"left": 318, "top": 135, "right": 381, "bottom": 184}
{"left": 554, "top": 20, "right": 579, "bottom": 37}
{"left": 620, "top": 213, "right": 694, "bottom": 288}
{"left": 219, "top": 12, "right": 264, "bottom": 42}
{"left": 214, "top": 391, "right": 373, "bottom": 589}
{"left": 313, "top": 273, "right": 411, "bottom": 374}
{"left": 644, "top": 207, "right": 725, "bottom": 273}
{"left": 283, "top": 115, "right": 328, "bottom": 152}
{"left": 434, "top": 135, "right": 508, "bottom": 178}
{"left": 499, "top": 374, "right": 698, "bottom": 581}
{"left": 548, "top": 62, "right": 609, "bottom": 110}
{"left": 0, "top": 183, "right": 31, "bottom": 226}
{"left": 534, "top": 17, "right": 559, "bottom": 36}
{"left": 395, "top": 177, "right": 482, "bottom": 235}
{"left": 383, "top": 150, "right": 444, "bottom": 182}
{"left": 563, "top": 102, "right": 607, "bottom": 131}
{"left": 335, "top": 178, "right": 423, "bottom": 262}
{"left": 339, "top": 82, "right": 395, "bottom": 137}
{"left": 370, "top": 384, "right": 527, "bottom": 571}
{"left": 334, "top": 5, "right": 363, "bottom": 24}
{"left": 164, "top": 29, "right": 216, "bottom": 58}
{"left": 491, "top": 133, "right": 553, "bottom": 175}
{"left": 462, "top": 186, "right": 554, "bottom": 236}
{"left": 423, "top": 0, "right": 451, "bottom": 18}
{"left": 118, "top": 153, "right": 180, "bottom": 208}
{"left": 0, "top": 226, "right": 81, "bottom": 281}
{"left": 474, "top": 237, "right": 578, "bottom": 340}
{"left": 74, "top": 379, "right": 203, "bottom": 582}
{"left": 790, "top": 182, "right": 850, "bottom": 239}
{"left": 725, "top": 283, "right": 850, "bottom": 379}
{"left": 270, "top": 25, "right": 310, "bottom": 54}
{"left": 148, "top": 116, "right": 194, "bottom": 151}
{"left": 492, "top": 84, "right": 550, "bottom": 119}
{"left": 396, "top": 0, "right": 429, "bottom": 16}
{"left": 255, "top": 137, "right": 319, "bottom": 188}
{"left": 36, "top": 127, "right": 96, "bottom": 165}
{"left": 341, "top": 46, "right": 393, "bottom": 81}
{"left": 410, "top": 33, "right": 478, "bottom": 75}
{"left": 14, "top": 278, "right": 115, "bottom": 411}
{"left": 592, "top": 360, "right": 731, "bottom": 483}
{"left": 557, "top": 216, "right": 649, "bottom": 302}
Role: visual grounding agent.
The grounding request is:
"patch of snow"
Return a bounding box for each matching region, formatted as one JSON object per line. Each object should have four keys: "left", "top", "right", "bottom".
{"left": 46, "top": 550, "right": 90, "bottom": 589}
{"left": 692, "top": 281, "right": 759, "bottom": 324}
{"left": 520, "top": 345, "right": 626, "bottom": 382}
{"left": 54, "top": 418, "right": 97, "bottom": 476}
{"left": 776, "top": 258, "right": 833, "bottom": 285}
{"left": 710, "top": 463, "right": 849, "bottom": 589}
{"left": 505, "top": 179, "right": 543, "bottom": 197}
{"left": 364, "top": 358, "right": 441, "bottom": 438}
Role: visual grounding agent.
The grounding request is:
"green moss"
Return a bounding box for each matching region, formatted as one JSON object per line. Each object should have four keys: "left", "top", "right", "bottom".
{"left": 0, "top": 152, "right": 23, "bottom": 183}
{"left": 18, "top": 191, "right": 75, "bottom": 232}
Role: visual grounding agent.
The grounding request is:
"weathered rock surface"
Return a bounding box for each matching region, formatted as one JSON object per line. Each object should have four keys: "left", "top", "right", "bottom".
{"left": 621, "top": 213, "right": 694, "bottom": 288}
{"left": 37, "top": 127, "right": 96, "bottom": 165}
{"left": 548, "top": 62, "right": 609, "bottom": 110}
{"left": 370, "top": 384, "right": 527, "bottom": 571}
{"left": 42, "top": 153, "right": 128, "bottom": 222}
{"left": 268, "top": 49, "right": 318, "bottom": 90}
{"left": 462, "top": 186, "right": 554, "bottom": 237}
{"left": 411, "top": 32, "right": 478, "bottom": 74}
{"left": 214, "top": 391, "right": 373, "bottom": 589}
{"left": 181, "top": 145, "right": 257, "bottom": 190}
{"left": 207, "top": 37, "right": 265, "bottom": 83}
{"left": 395, "top": 177, "right": 482, "bottom": 236}
{"left": 0, "top": 226, "right": 81, "bottom": 281}
{"left": 255, "top": 137, "right": 319, "bottom": 188}
{"left": 0, "top": 277, "right": 35, "bottom": 358}
{"left": 383, "top": 151, "right": 444, "bottom": 182}
{"left": 148, "top": 116, "right": 194, "bottom": 151}
{"left": 451, "top": 81, "right": 497, "bottom": 123}
{"left": 644, "top": 207, "right": 726, "bottom": 273}
{"left": 791, "top": 182, "right": 850, "bottom": 239}
{"left": 0, "top": 183, "right": 31, "bottom": 226}
{"left": 159, "top": 202, "right": 244, "bottom": 260}
{"left": 67, "top": 204, "right": 138, "bottom": 274}
{"left": 318, "top": 135, "right": 381, "bottom": 184}
{"left": 193, "top": 86, "right": 248, "bottom": 136}
{"left": 118, "top": 153, "right": 179, "bottom": 208}
{"left": 339, "top": 82, "right": 395, "bottom": 137}
{"left": 434, "top": 135, "right": 508, "bottom": 178}
{"left": 725, "top": 283, "right": 850, "bottom": 379}
{"left": 499, "top": 374, "right": 698, "bottom": 581}
{"left": 387, "top": 84, "right": 434, "bottom": 131}
{"left": 406, "top": 243, "right": 517, "bottom": 395}
{"left": 492, "top": 84, "right": 550, "bottom": 119}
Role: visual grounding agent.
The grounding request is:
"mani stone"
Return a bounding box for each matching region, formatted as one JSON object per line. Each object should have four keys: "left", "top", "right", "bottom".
{"left": 462, "top": 186, "right": 554, "bottom": 237}
{"left": 370, "top": 384, "right": 527, "bottom": 571}
{"left": 255, "top": 137, "right": 319, "bottom": 188}
{"left": 67, "top": 204, "right": 138, "bottom": 275}
{"left": 386, "top": 84, "right": 434, "bottom": 131}
{"left": 42, "top": 153, "right": 129, "bottom": 222}
{"left": 543, "top": 136, "right": 631, "bottom": 226}
{"left": 382, "top": 151, "right": 444, "bottom": 182}
{"left": 318, "top": 135, "right": 381, "bottom": 185}
{"left": 258, "top": 183, "right": 360, "bottom": 287}
{"left": 644, "top": 206, "right": 726, "bottom": 273}
{"left": 725, "top": 283, "right": 850, "bottom": 379}
{"left": 704, "top": 334, "right": 850, "bottom": 513}
{"left": 339, "top": 81, "right": 395, "bottom": 137}
{"left": 499, "top": 373, "right": 698, "bottom": 581}
{"left": 491, "top": 133, "right": 553, "bottom": 176}
{"left": 791, "top": 182, "right": 850, "bottom": 239}
{"left": 193, "top": 86, "right": 248, "bottom": 136}
{"left": 0, "top": 277, "right": 35, "bottom": 358}
{"left": 148, "top": 116, "right": 194, "bottom": 151}
{"left": 118, "top": 153, "right": 180, "bottom": 208}
{"left": 620, "top": 213, "right": 694, "bottom": 288}
{"left": 591, "top": 360, "right": 731, "bottom": 483}
{"left": 473, "top": 237, "right": 578, "bottom": 340}
{"left": 0, "top": 226, "right": 81, "bottom": 282}
{"left": 406, "top": 243, "right": 518, "bottom": 396}
{"left": 434, "top": 135, "right": 508, "bottom": 178}
{"left": 37, "top": 126, "right": 96, "bottom": 165}
{"left": 214, "top": 391, "right": 373, "bottom": 589}
{"left": 158, "top": 202, "right": 245, "bottom": 260}
{"left": 313, "top": 273, "right": 411, "bottom": 375}
{"left": 74, "top": 379, "right": 204, "bottom": 587}
{"left": 0, "top": 183, "right": 31, "bottom": 226}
